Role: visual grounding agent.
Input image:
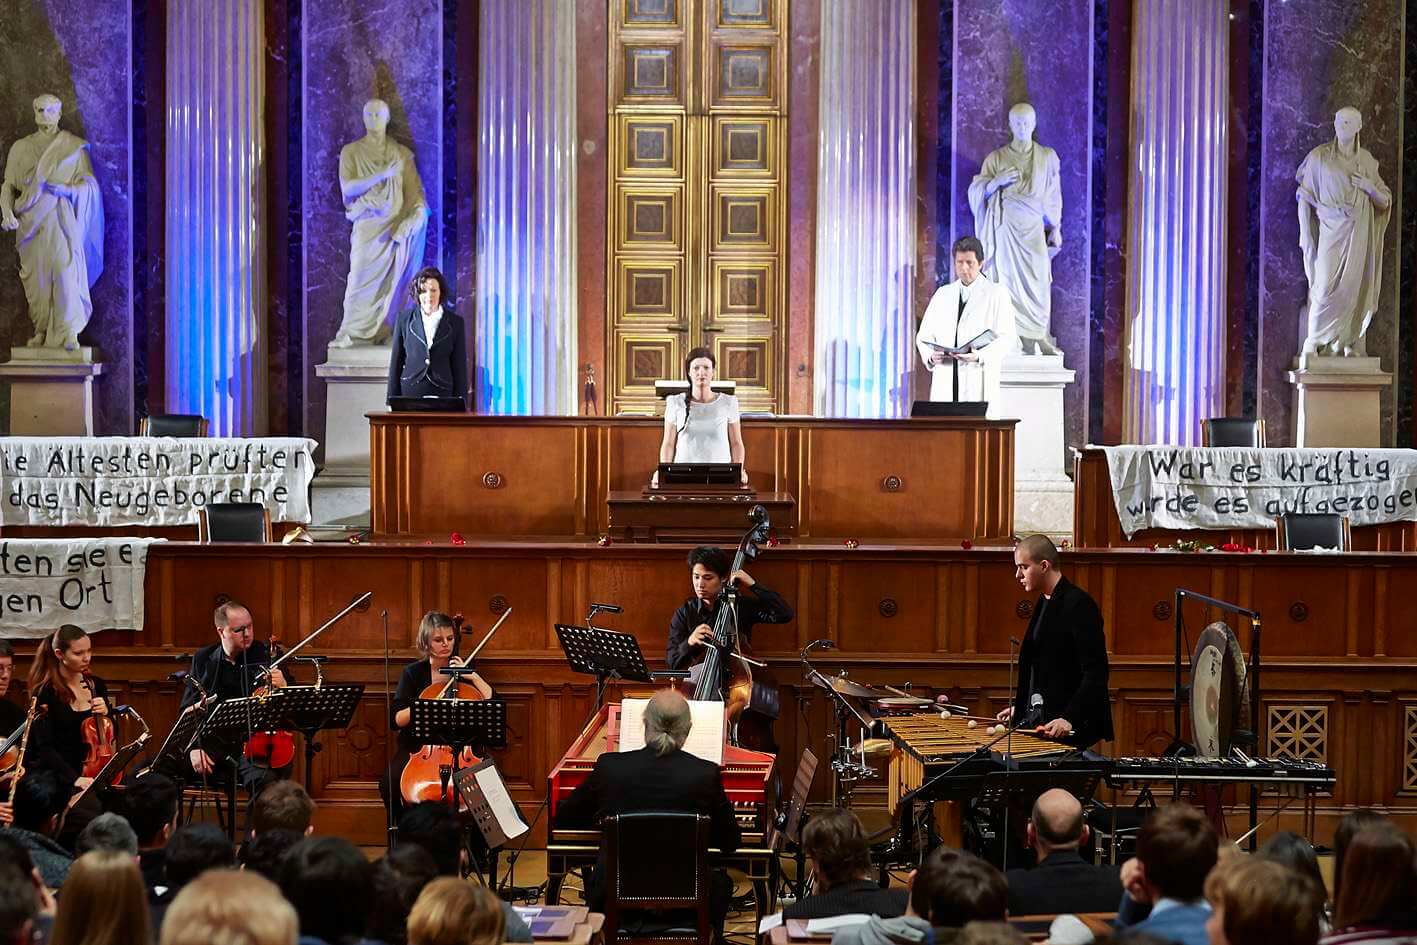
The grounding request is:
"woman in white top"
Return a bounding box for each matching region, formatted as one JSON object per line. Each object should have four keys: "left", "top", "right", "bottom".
{"left": 657, "top": 347, "right": 748, "bottom": 485}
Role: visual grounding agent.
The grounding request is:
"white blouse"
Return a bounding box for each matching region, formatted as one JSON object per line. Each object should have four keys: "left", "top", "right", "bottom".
{"left": 664, "top": 393, "right": 740, "bottom": 463}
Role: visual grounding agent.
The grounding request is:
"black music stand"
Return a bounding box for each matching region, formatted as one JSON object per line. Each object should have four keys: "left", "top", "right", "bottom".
{"left": 408, "top": 698, "right": 508, "bottom": 878}
{"left": 69, "top": 734, "right": 151, "bottom": 811}
{"left": 453, "top": 758, "right": 529, "bottom": 888}
{"left": 140, "top": 702, "right": 212, "bottom": 781}
{"left": 192, "top": 697, "right": 282, "bottom": 841}
{"left": 264, "top": 685, "right": 366, "bottom": 791}
{"left": 555, "top": 624, "right": 655, "bottom": 709}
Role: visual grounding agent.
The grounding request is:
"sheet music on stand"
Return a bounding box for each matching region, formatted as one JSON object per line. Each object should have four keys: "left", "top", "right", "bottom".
{"left": 140, "top": 701, "right": 212, "bottom": 780}
{"left": 453, "top": 758, "right": 529, "bottom": 848}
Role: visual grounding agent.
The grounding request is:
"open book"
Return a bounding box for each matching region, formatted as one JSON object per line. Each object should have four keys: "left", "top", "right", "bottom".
{"left": 924, "top": 328, "right": 997, "bottom": 356}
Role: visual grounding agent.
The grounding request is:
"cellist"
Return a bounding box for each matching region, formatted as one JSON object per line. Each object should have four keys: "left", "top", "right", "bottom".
{"left": 183, "top": 600, "right": 293, "bottom": 799}
{"left": 380, "top": 611, "right": 494, "bottom": 822}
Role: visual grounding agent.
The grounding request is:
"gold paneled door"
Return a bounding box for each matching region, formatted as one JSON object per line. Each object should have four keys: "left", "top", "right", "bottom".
{"left": 607, "top": 0, "right": 788, "bottom": 415}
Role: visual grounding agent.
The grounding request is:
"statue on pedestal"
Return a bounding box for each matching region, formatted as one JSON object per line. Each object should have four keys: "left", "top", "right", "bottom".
{"left": 0, "top": 94, "right": 104, "bottom": 351}
{"left": 967, "top": 103, "right": 1062, "bottom": 356}
{"left": 1296, "top": 107, "right": 1391, "bottom": 358}
{"left": 330, "top": 99, "right": 429, "bottom": 349}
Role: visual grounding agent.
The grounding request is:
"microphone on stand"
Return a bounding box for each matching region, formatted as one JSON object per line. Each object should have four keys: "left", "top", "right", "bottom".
{"left": 1020, "top": 693, "right": 1045, "bottom": 729}
{"left": 589, "top": 602, "right": 623, "bottom": 614}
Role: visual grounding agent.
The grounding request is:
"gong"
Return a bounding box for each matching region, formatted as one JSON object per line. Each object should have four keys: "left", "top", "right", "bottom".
{"left": 1190, "top": 622, "right": 1248, "bottom": 759}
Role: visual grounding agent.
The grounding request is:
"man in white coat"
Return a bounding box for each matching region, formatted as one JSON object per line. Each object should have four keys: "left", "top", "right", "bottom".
{"left": 916, "top": 236, "right": 1020, "bottom": 413}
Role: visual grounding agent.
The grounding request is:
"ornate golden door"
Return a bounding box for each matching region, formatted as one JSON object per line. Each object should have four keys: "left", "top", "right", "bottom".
{"left": 607, "top": 0, "right": 788, "bottom": 415}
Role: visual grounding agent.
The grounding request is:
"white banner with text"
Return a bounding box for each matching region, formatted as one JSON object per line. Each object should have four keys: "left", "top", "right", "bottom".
{"left": 0, "top": 437, "right": 316, "bottom": 527}
{"left": 0, "top": 538, "right": 161, "bottom": 636}
{"left": 1102, "top": 445, "right": 1417, "bottom": 537}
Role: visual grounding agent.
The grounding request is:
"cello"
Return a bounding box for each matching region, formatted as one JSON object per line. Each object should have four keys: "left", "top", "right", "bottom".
{"left": 399, "top": 608, "right": 512, "bottom": 805}
{"left": 689, "top": 504, "right": 780, "bottom": 751}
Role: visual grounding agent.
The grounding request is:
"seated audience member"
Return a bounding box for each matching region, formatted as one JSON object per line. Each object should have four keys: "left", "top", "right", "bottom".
{"left": 958, "top": 922, "right": 1029, "bottom": 945}
{"left": 1114, "top": 804, "right": 1217, "bottom": 945}
{"left": 159, "top": 869, "right": 298, "bottom": 945}
{"left": 368, "top": 845, "right": 439, "bottom": 945}
{"left": 406, "top": 878, "right": 505, "bottom": 945}
{"left": 0, "top": 834, "right": 55, "bottom": 943}
{"left": 0, "top": 858, "right": 39, "bottom": 945}
{"left": 396, "top": 803, "right": 533, "bottom": 943}
{"left": 251, "top": 780, "right": 316, "bottom": 837}
{"left": 122, "top": 772, "right": 180, "bottom": 892}
{"left": 75, "top": 811, "right": 139, "bottom": 857}
{"left": 1005, "top": 788, "right": 1122, "bottom": 915}
{"left": 1331, "top": 810, "right": 1389, "bottom": 906}
{"left": 1204, "top": 856, "right": 1322, "bottom": 945}
{"left": 784, "top": 808, "right": 907, "bottom": 919}
{"left": 833, "top": 848, "right": 1008, "bottom": 945}
{"left": 154, "top": 824, "right": 236, "bottom": 928}
{"left": 239, "top": 829, "right": 302, "bottom": 883}
{"left": 1322, "top": 826, "right": 1417, "bottom": 945}
{"left": 9, "top": 770, "right": 74, "bottom": 888}
{"left": 49, "top": 850, "right": 151, "bottom": 945}
{"left": 1258, "top": 832, "right": 1329, "bottom": 932}
{"left": 279, "top": 836, "right": 373, "bottom": 945}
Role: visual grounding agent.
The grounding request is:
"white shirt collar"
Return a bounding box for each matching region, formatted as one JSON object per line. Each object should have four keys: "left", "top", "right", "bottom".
{"left": 421, "top": 306, "right": 444, "bottom": 338}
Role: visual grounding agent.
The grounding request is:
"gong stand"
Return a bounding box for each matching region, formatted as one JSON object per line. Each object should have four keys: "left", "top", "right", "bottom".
{"left": 1172, "top": 588, "right": 1262, "bottom": 849}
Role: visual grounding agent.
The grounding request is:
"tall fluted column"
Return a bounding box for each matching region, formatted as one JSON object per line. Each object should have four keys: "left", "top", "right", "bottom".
{"left": 476, "top": 0, "right": 578, "bottom": 416}
{"left": 813, "top": 0, "right": 917, "bottom": 418}
{"left": 1122, "top": 0, "right": 1228, "bottom": 444}
{"left": 165, "top": 0, "right": 266, "bottom": 435}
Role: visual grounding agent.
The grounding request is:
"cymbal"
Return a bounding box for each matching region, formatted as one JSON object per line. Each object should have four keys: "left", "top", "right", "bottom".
{"left": 812, "top": 673, "right": 886, "bottom": 699}
{"left": 861, "top": 738, "right": 893, "bottom": 758}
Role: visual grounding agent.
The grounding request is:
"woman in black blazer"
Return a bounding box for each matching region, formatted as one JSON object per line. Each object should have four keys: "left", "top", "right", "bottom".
{"left": 386, "top": 266, "right": 468, "bottom": 404}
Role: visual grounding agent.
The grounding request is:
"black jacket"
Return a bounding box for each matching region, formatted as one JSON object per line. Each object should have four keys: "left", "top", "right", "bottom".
{"left": 666, "top": 584, "right": 794, "bottom": 672}
{"left": 387, "top": 306, "right": 468, "bottom": 402}
{"left": 182, "top": 641, "right": 293, "bottom": 758}
{"left": 1005, "top": 850, "right": 1122, "bottom": 916}
{"left": 783, "top": 879, "right": 909, "bottom": 920}
{"left": 1012, "top": 576, "right": 1113, "bottom": 747}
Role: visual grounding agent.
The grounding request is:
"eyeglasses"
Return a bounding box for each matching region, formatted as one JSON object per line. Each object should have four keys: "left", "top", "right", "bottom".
{"left": 224, "top": 623, "right": 254, "bottom": 635}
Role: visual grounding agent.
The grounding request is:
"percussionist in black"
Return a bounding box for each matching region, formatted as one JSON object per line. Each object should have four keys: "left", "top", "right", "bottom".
{"left": 666, "top": 545, "right": 794, "bottom": 674}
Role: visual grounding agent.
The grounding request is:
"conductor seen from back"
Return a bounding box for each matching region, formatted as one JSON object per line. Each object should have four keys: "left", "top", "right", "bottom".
{"left": 996, "top": 534, "right": 1113, "bottom": 748}
{"left": 666, "top": 545, "right": 794, "bottom": 673}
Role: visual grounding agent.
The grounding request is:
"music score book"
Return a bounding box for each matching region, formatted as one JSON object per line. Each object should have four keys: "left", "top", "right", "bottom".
{"left": 924, "top": 328, "right": 997, "bottom": 356}
{"left": 618, "top": 698, "right": 725, "bottom": 766}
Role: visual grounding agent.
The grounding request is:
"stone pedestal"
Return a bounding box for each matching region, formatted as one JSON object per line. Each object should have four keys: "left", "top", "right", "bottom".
{"left": 997, "top": 353, "right": 1076, "bottom": 538}
{"left": 0, "top": 347, "right": 105, "bottom": 436}
{"left": 311, "top": 344, "right": 390, "bottom": 524}
{"left": 1287, "top": 355, "right": 1392, "bottom": 447}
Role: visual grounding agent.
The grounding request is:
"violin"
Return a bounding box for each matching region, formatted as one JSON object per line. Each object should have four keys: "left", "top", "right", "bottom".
{"left": 688, "top": 505, "right": 779, "bottom": 752}
{"left": 80, "top": 674, "right": 118, "bottom": 781}
{"left": 399, "top": 609, "right": 511, "bottom": 806}
{"left": 244, "top": 634, "right": 297, "bottom": 770}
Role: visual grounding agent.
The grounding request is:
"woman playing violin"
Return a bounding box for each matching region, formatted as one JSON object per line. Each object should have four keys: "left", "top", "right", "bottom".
{"left": 26, "top": 625, "right": 109, "bottom": 842}
{"left": 380, "top": 611, "right": 494, "bottom": 821}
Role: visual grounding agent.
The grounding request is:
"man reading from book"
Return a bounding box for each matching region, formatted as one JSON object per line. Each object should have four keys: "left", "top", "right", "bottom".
{"left": 915, "top": 235, "right": 1020, "bottom": 413}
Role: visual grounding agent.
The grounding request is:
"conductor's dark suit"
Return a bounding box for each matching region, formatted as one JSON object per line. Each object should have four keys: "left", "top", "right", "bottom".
{"left": 554, "top": 745, "right": 741, "bottom": 917}
{"left": 386, "top": 305, "right": 468, "bottom": 402}
{"left": 1012, "top": 575, "right": 1113, "bottom": 748}
{"left": 1005, "top": 850, "right": 1122, "bottom": 915}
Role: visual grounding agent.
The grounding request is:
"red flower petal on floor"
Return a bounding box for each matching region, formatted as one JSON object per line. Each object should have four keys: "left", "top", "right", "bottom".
{"left": 450, "top": 531, "right": 466, "bottom": 546}
{"left": 961, "top": 540, "right": 973, "bottom": 550}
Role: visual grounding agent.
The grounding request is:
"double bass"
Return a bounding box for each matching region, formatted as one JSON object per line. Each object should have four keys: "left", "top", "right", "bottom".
{"left": 399, "top": 609, "right": 512, "bottom": 805}
{"left": 689, "top": 504, "right": 780, "bottom": 751}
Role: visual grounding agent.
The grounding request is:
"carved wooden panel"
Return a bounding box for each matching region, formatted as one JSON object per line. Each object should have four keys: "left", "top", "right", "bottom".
{"left": 620, "top": 116, "right": 683, "bottom": 178}
{"left": 716, "top": 0, "right": 774, "bottom": 28}
{"left": 619, "top": 44, "right": 682, "bottom": 103}
{"left": 710, "top": 43, "right": 776, "bottom": 108}
{"left": 1404, "top": 705, "right": 1417, "bottom": 794}
{"left": 618, "top": 259, "right": 682, "bottom": 321}
{"left": 1268, "top": 704, "right": 1328, "bottom": 763}
{"left": 624, "top": 0, "right": 681, "bottom": 27}
{"left": 713, "top": 117, "right": 774, "bottom": 177}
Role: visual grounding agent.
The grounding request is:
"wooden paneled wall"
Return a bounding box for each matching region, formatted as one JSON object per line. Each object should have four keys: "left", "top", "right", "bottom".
{"left": 25, "top": 541, "right": 1417, "bottom": 845}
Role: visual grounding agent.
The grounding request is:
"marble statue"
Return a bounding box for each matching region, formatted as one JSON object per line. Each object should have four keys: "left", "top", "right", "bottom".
{"left": 0, "top": 94, "right": 104, "bottom": 351}
{"left": 331, "top": 99, "right": 429, "bottom": 348}
{"left": 967, "top": 103, "right": 1062, "bottom": 356}
{"left": 1296, "top": 107, "right": 1391, "bottom": 358}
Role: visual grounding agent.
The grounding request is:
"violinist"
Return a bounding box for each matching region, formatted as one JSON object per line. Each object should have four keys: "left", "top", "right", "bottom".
{"left": 0, "top": 641, "right": 25, "bottom": 826}
{"left": 380, "top": 611, "right": 494, "bottom": 821}
{"left": 666, "top": 545, "right": 794, "bottom": 674}
{"left": 182, "top": 600, "right": 293, "bottom": 797}
{"left": 25, "top": 625, "right": 109, "bottom": 842}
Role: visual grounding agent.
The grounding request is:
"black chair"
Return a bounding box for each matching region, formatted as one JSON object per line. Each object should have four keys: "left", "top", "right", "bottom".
{"left": 1201, "top": 417, "right": 1265, "bottom": 447}
{"left": 603, "top": 812, "right": 713, "bottom": 945}
{"left": 139, "top": 413, "right": 209, "bottom": 437}
{"left": 197, "top": 502, "right": 272, "bottom": 543}
{"left": 1276, "top": 512, "right": 1351, "bottom": 551}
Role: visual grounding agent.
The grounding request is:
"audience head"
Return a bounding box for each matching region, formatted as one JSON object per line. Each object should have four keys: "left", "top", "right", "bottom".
{"left": 12, "top": 769, "right": 68, "bottom": 836}
{"left": 279, "top": 836, "right": 373, "bottom": 945}
{"left": 406, "top": 877, "right": 505, "bottom": 945}
{"left": 369, "top": 844, "right": 439, "bottom": 945}
{"left": 238, "top": 828, "right": 302, "bottom": 883}
{"left": 1333, "top": 808, "right": 1389, "bottom": 901}
{"left": 1204, "top": 855, "right": 1323, "bottom": 945}
{"left": 644, "top": 688, "right": 692, "bottom": 757}
{"left": 164, "top": 823, "right": 236, "bottom": 891}
{"left": 1134, "top": 803, "right": 1218, "bottom": 902}
{"left": 49, "top": 850, "right": 151, "bottom": 945}
{"left": 251, "top": 780, "right": 316, "bottom": 836}
{"left": 1332, "top": 825, "right": 1417, "bottom": 931}
{"left": 76, "top": 811, "right": 139, "bottom": 857}
{"left": 1257, "top": 832, "right": 1326, "bottom": 906}
{"left": 1028, "top": 789, "right": 1087, "bottom": 854}
{"left": 160, "top": 869, "right": 298, "bottom": 945}
{"left": 398, "top": 802, "right": 462, "bottom": 877}
{"left": 0, "top": 858, "right": 36, "bottom": 945}
{"left": 909, "top": 848, "right": 1008, "bottom": 928}
{"left": 801, "top": 808, "right": 872, "bottom": 891}
{"left": 122, "top": 771, "right": 180, "bottom": 848}
{"left": 958, "top": 922, "right": 1028, "bottom": 945}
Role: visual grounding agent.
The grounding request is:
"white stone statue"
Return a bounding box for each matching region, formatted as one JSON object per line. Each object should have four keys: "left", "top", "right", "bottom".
{"left": 0, "top": 94, "right": 104, "bottom": 351}
{"left": 1296, "top": 106, "right": 1392, "bottom": 358}
{"left": 967, "top": 103, "right": 1062, "bottom": 356}
{"left": 330, "top": 99, "right": 429, "bottom": 348}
